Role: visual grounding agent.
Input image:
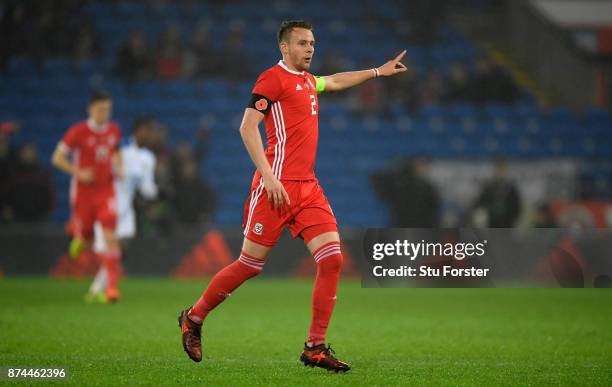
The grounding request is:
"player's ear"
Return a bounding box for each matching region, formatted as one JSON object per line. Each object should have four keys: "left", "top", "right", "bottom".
{"left": 279, "top": 41, "right": 288, "bottom": 55}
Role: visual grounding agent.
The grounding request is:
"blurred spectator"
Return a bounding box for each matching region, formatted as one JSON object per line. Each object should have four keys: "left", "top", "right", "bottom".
{"left": 156, "top": 25, "right": 184, "bottom": 80}
{"left": 72, "top": 21, "right": 102, "bottom": 63}
{"left": 168, "top": 126, "right": 213, "bottom": 224}
{"left": 219, "top": 23, "right": 250, "bottom": 81}
{"left": 392, "top": 70, "right": 419, "bottom": 112}
{"left": 172, "top": 142, "right": 198, "bottom": 178}
{"left": 170, "top": 127, "right": 210, "bottom": 180}
{"left": 419, "top": 70, "right": 443, "bottom": 106}
{"left": 138, "top": 124, "right": 174, "bottom": 236}
{"left": 0, "top": 122, "right": 18, "bottom": 221}
{"left": 355, "top": 73, "right": 385, "bottom": 116}
{"left": 372, "top": 158, "right": 440, "bottom": 227}
{"left": 31, "top": 8, "right": 55, "bottom": 61}
{"left": 471, "top": 56, "right": 519, "bottom": 104}
{"left": 0, "top": 1, "right": 89, "bottom": 66}
{"left": 5, "top": 142, "right": 55, "bottom": 221}
{"left": 139, "top": 123, "right": 214, "bottom": 232}
{"left": 319, "top": 52, "right": 348, "bottom": 76}
{"left": 471, "top": 159, "right": 522, "bottom": 227}
{"left": 532, "top": 202, "right": 558, "bottom": 228}
{"left": 444, "top": 62, "right": 472, "bottom": 103}
{"left": 172, "top": 158, "right": 216, "bottom": 224}
{"left": 114, "top": 30, "right": 154, "bottom": 82}
{"left": 399, "top": 0, "right": 447, "bottom": 46}
{"left": 0, "top": 2, "right": 22, "bottom": 72}
{"left": 183, "top": 22, "right": 220, "bottom": 78}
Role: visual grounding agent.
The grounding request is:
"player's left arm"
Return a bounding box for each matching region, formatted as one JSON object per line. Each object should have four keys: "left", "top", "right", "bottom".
{"left": 319, "top": 50, "right": 408, "bottom": 93}
{"left": 112, "top": 150, "right": 124, "bottom": 180}
{"left": 112, "top": 128, "right": 124, "bottom": 180}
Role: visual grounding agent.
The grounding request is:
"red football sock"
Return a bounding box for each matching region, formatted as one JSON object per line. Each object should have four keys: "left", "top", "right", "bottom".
{"left": 189, "top": 252, "right": 265, "bottom": 323}
{"left": 308, "top": 242, "right": 343, "bottom": 345}
{"left": 100, "top": 250, "right": 121, "bottom": 292}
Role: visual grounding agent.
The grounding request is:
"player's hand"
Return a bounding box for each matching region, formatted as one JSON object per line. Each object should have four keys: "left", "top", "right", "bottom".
{"left": 263, "top": 174, "right": 290, "bottom": 209}
{"left": 114, "top": 166, "right": 125, "bottom": 180}
{"left": 75, "top": 168, "right": 94, "bottom": 183}
{"left": 377, "top": 50, "right": 408, "bottom": 77}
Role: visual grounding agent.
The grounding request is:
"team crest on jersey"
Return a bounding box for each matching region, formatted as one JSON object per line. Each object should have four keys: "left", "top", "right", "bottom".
{"left": 255, "top": 98, "right": 268, "bottom": 111}
{"left": 253, "top": 222, "right": 264, "bottom": 235}
{"left": 296, "top": 84, "right": 303, "bottom": 91}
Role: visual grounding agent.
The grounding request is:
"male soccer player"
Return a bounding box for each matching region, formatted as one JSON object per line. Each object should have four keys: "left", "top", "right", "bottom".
{"left": 178, "top": 20, "right": 407, "bottom": 371}
{"left": 52, "top": 91, "right": 123, "bottom": 302}
{"left": 87, "top": 116, "right": 158, "bottom": 303}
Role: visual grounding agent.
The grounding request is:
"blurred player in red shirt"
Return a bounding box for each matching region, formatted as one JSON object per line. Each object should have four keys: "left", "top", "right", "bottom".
{"left": 178, "top": 21, "right": 407, "bottom": 371}
{"left": 52, "top": 91, "right": 123, "bottom": 302}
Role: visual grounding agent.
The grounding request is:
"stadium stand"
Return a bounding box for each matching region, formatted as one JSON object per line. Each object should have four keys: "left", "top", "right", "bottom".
{"left": 1, "top": 0, "right": 611, "bottom": 227}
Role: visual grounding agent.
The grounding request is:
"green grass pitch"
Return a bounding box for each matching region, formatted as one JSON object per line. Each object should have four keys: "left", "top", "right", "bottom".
{"left": 0, "top": 278, "right": 610, "bottom": 386}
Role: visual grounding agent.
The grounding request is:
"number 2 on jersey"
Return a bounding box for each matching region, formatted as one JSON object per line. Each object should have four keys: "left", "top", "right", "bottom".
{"left": 310, "top": 94, "right": 317, "bottom": 115}
{"left": 95, "top": 145, "right": 109, "bottom": 161}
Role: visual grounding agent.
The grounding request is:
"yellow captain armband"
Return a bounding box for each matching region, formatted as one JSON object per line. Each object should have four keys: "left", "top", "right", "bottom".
{"left": 314, "top": 76, "right": 326, "bottom": 94}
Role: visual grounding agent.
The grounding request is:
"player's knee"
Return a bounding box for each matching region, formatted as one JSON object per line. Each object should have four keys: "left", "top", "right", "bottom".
{"left": 318, "top": 253, "right": 343, "bottom": 273}
{"left": 236, "top": 252, "right": 266, "bottom": 277}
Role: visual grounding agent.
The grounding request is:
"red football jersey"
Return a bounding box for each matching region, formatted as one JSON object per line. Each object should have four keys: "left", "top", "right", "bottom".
{"left": 59, "top": 119, "right": 121, "bottom": 196}
{"left": 251, "top": 60, "right": 320, "bottom": 181}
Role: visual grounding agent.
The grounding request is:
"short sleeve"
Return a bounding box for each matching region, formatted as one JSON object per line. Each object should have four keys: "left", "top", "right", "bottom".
{"left": 314, "top": 76, "right": 326, "bottom": 94}
{"left": 59, "top": 125, "right": 81, "bottom": 152}
{"left": 252, "top": 71, "right": 282, "bottom": 102}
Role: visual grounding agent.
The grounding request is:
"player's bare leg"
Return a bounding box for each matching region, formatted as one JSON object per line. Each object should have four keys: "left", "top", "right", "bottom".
{"left": 85, "top": 267, "right": 108, "bottom": 304}
{"left": 99, "top": 227, "right": 122, "bottom": 302}
{"left": 299, "top": 231, "right": 350, "bottom": 372}
{"left": 179, "top": 238, "right": 271, "bottom": 362}
{"left": 76, "top": 236, "right": 108, "bottom": 303}
{"left": 87, "top": 234, "right": 129, "bottom": 303}
{"left": 86, "top": 223, "right": 108, "bottom": 303}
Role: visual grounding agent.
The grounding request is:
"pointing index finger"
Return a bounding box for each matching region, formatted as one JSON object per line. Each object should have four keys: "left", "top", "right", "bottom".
{"left": 394, "top": 50, "right": 407, "bottom": 62}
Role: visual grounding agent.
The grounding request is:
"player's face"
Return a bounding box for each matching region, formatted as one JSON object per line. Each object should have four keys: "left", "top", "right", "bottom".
{"left": 282, "top": 28, "right": 315, "bottom": 71}
{"left": 88, "top": 100, "right": 112, "bottom": 126}
{"left": 137, "top": 124, "right": 156, "bottom": 147}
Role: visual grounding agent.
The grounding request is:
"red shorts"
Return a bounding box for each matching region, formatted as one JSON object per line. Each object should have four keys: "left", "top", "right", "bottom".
{"left": 242, "top": 179, "right": 338, "bottom": 246}
{"left": 71, "top": 192, "right": 117, "bottom": 240}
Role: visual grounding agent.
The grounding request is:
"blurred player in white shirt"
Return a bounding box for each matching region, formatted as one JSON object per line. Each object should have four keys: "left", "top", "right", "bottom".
{"left": 87, "top": 116, "right": 158, "bottom": 302}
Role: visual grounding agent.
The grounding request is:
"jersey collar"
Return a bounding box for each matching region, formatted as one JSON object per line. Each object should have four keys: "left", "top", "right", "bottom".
{"left": 278, "top": 60, "right": 304, "bottom": 75}
{"left": 87, "top": 118, "right": 109, "bottom": 133}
